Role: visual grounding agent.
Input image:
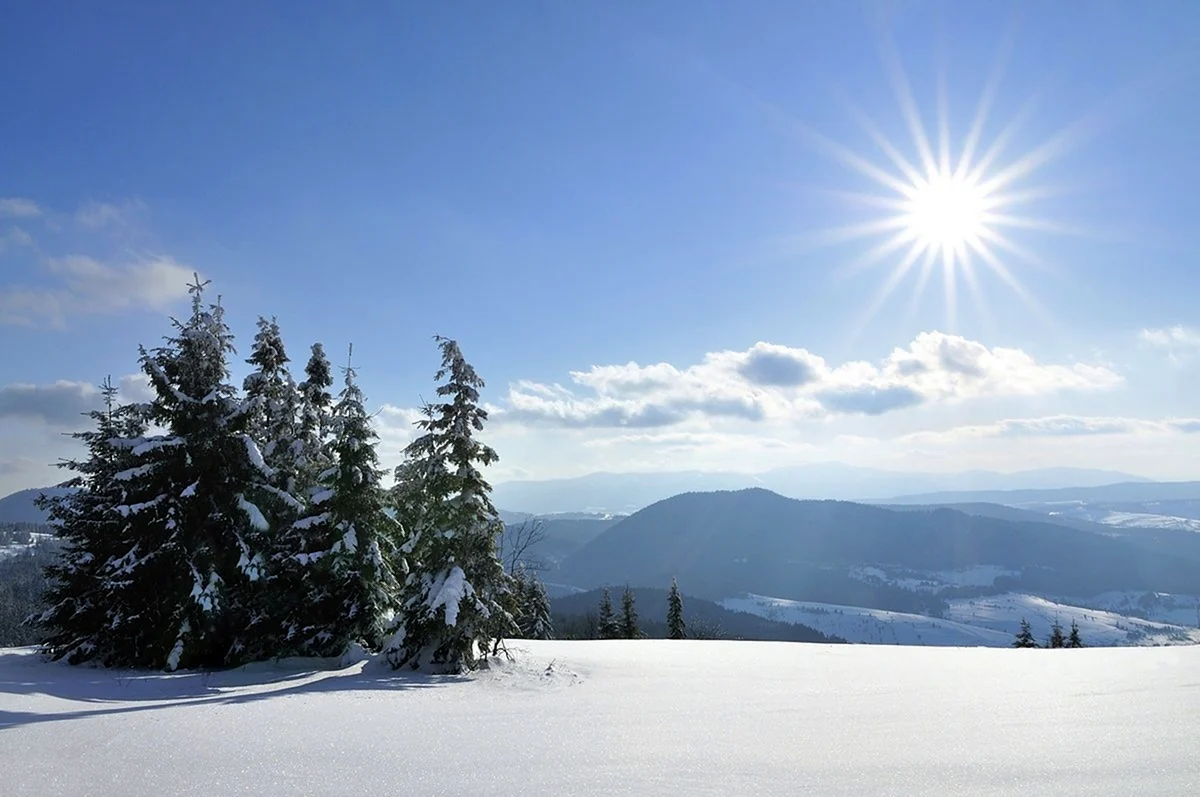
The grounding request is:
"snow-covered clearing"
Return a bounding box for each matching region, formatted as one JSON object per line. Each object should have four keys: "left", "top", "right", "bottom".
{"left": 725, "top": 593, "right": 1200, "bottom": 647}
{"left": 850, "top": 564, "right": 1020, "bottom": 591}
{"left": 2, "top": 641, "right": 1198, "bottom": 795}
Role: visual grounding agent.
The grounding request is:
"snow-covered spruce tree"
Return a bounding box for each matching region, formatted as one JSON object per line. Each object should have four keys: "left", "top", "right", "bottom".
{"left": 511, "top": 567, "right": 554, "bottom": 640}
{"left": 1067, "top": 619, "right": 1084, "bottom": 648}
{"left": 34, "top": 378, "right": 148, "bottom": 664}
{"left": 296, "top": 343, "right": 335, "bottom": 490}
{"left": 281, "top": 347, "right": 403, "bottom": 655}
{"left": 667, "top": 577, "right": 686, "bottom": 640}
{"left": 384, "top": 336, "right": 515, "bottom": 673}
{"left": 597, "top": 588, "right": 620, "bottom": 640}
{"left": 620, "top": 585, "right": 643, "bottom": 639}
{"left": 1013, "top": 617, "right": 1039, "bottom": 649}
{"left": 1048, "top": 618, "right": 1066, "bottom": 649}
{"left": 240, "top": 316, "right": 306, "bottom": 658}
{"left": 115, "top": 276, "right": 279, "bottom": 670}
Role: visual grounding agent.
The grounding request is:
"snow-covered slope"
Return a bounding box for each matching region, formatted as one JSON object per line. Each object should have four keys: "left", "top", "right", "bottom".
{"left": 724, "top": 593, "right": 1200, "bottom": 647}
{"left": 723, "top": 594, "right": 1014, "bottom": 646}
{"left": 2, "top": 641, "right": 1198, "bottom": 796}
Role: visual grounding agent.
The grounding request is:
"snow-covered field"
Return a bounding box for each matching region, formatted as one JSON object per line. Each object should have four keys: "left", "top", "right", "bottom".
{"left": 724, "top": 593, "right": 1200, "bottom": 647}
{"left": 850, "top": 564, "right": 1020, "bottom": 592}
{"left": 2, "top": 641, "right": 1198, "bottom": 795}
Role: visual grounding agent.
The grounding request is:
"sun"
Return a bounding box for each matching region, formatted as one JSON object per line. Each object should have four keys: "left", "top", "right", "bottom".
{"left": 904, "top": 170, "right": 988, "bottom": 253}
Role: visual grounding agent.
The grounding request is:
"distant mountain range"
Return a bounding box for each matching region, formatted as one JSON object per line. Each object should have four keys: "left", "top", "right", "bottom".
{"left": 549, "top": 488, "right": 1200, "bottom": 609}
{"left": 0, "top": 487, "right": 71, "bottom": 525}
{"left": 490, "top": 465, "right": 1147, "bottom": 515}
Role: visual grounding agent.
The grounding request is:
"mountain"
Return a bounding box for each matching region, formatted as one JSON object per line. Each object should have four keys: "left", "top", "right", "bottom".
{"left": 490, "top": 465, "right": 1147, "bottom": 515}
{"left": 0, "top": 487, "right": 71, "bottom": 525}
{"left": 551, "top": 489, "right": 1200, "bottom": 608}
{"left": 881, "top": 480, "right": 1200, "bottom": 506}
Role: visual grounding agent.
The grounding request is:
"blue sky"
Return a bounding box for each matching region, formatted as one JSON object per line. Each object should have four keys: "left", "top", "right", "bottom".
{"left": 2, "top": 1, "right": 1200, "bottom": 494}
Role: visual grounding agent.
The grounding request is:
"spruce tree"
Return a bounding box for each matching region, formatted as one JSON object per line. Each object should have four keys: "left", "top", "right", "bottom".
{"left": 511, "top": 567, "right": 554, "bottom": 640}
{"left": 115, "top": 277, "right": 277, "bottom": 669}
{"left": 35, "top": 378, "right": 148, "bottom": 664}
{"left": 282, "top": 348, "right": 403, "bottom": 655}
{"left": 619, "top": 585, "right": 642, "bottom": 639}
{"left": 597, "top": 588, "right": 619, "bottom": 640}
{"left": 1067, "top": 619, "right": 1084, "bottom": 648}
{"left": 1048, "top": 618, "right": 1066, "bottom": 649}
{"left": 295, "top": 342, "right": 335, "bottom": 492}
{"left": 1013, "top": 617, "right": 1039, "bottom": 648}
{"left": 667, "top": 577, "right": 686, "bottom": 640}
{"left": 384, "top": 337, "right": 514, "bottom": 673}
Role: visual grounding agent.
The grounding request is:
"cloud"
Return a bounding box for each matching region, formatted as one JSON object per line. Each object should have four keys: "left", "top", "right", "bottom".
{"left": 1139, "top": 325, "right": 1200, "bottom": 364}
{"left": 76, "top": 199, "right": 146, "bottom": 231}
{"left": 904, "top": 415, "right": 1200, "bottom": 443}
{"left": 0, "top": 255, "right": 196, "bottom": 328}
{"left": 490, "top": 332, "right": 1121, "bottom": 430}
{"left": 0, "top": 198, "right": 42, "bottom": 218}
{"left": 0, "top": 226, "right": 33, "bottom": 251}
{"left": 0, "top": 380, "right": 103, "bottom": 428}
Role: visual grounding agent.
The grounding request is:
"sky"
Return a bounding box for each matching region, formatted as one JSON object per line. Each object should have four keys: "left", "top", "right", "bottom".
{"left": 2, "top": 0, "right": 1200, "bottom": 495}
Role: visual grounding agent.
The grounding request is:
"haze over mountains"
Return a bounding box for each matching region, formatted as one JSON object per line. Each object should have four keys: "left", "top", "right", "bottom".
{"left": 489, "top": 465, "right": 1148, "bottom": 516}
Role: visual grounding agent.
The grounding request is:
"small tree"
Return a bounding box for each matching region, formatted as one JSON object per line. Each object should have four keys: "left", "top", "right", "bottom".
{"left": 1048, "top": 618, "right": 1066, "bottom": 649}
{"left": 667, "top": 577, "right": 686, "bottom": 640}
{"left": 1013, "top": 617, "right": 1039, "bottom": 648}
{"left": 619, "top": 585, "right": 642, "bottom": 639}
{"left": 1066, "top": 619, "right": 1084, "bottom": 648}
{"left": 512, "top": 567, "right": 554, "bottom": 640}
{"left": 597, "top": 588, "right": 620, "bottom": 640}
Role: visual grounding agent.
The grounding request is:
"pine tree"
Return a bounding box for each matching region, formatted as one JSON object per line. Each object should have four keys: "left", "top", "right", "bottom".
{"left": 620, "top": 585, "right": 642, "bottom": 639}
{"left": 511, "top": 567, "right": 554, "bottom": 640}
{"left": 240, "top": 316, "right": 305, "bottom": 658}
{"left": 1013, "top": 617, "right": 1039, "bottom": 648}
{"left": 115, "top": 276, "right": 278, "bottom": 670}
{"left": 597, "top": 588, "right": 619, "bottom": 640}
{"left": 295, "top": 342, "right": 335, "bottom": 491}
{"left": 1067, "top": 619, "right": 1084, "bottom": 648}
{"left": 34, "top": 378, "right": 148, "bottom": 664}
{"left": 384, "top": 337, "right": 515, "bottom": 673}
{"left": 1048, "top": 618, "right": 1066, "bottom": 649}
{"left": 282, "top": 347, "right": 403, "bottom": 655}
{"left": 667, "top": 577, "right": 686, "bottom": 640}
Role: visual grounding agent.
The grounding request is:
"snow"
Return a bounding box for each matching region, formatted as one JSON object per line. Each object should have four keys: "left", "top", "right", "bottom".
{"left": 180, "top": 482, "right": 197, "bottom": 498}
{"left": 427, "top": 565, "right": 471, "bottom": 626}
{"left": 292, "top": 512, "right": 330, "bottom": 531}
{"left": 2, "top": 640, "right": 1199, "bottom": 795}
{"left": 237, "top": 495, "right": 269, "bottom": 531}
{"left": 1098, "top": 511, "right": 1200, "bottom": 533}
{"left": 725, "top": 592, "right": 1200, "bottom": 647}
{"left": 849, "top": 564, "right": 1020, "bottom": 591}
{"left": 241, "top": 435, "right": 275, "bottom": 478}
{"left": 311, "top": 488, "right": 334, "bottom": 505}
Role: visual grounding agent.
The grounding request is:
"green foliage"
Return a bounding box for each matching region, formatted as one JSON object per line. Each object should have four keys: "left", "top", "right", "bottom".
{"left": 667, "top": 577, "right": 686, "bottom": 640}
{"left": 0, "top": 537, "right": 58, "bottom": 647}
{"left": 1048, "top": 619, "right": 1066, "bottom": 649}
{"left": 619, "top": 585, "right": 643, "bottom": 639}
{"left": 511, "top": 567, "right": 554, "bottom": 640}
{"left": 597, "top": 588, "right": 620, "bottom": 639}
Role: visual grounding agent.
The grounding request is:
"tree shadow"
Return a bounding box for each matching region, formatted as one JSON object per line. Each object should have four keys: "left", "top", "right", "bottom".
{"left": 0, "top": 648, "right": 469, "bottom": 731}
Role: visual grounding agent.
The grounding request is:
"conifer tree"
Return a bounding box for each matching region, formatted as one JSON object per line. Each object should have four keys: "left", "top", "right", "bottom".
{"left": 667, "top": 577, "right": 686, "bottom": 640}
{"left": 35, "top": 378, "right": 148, "bottom": 664}
{"left": 1048, "top": 618, "right": 1066, "bottom": 649}
{"left": 115, "top": 276, "right": 276, "bottom": 670}
{"left": 384, "top": 337, "right": 514, "bottom": 673}
{"left": 597, "top": 588, "right": 619, "bottom": 640}
{"left": 620, "top": 585, "right": 643, "bottom": 639}
{"left": 511, "top": 567, "right": 554, "bottom": 640}
{"left": 296, "top": 342, "right": 335, "bottom": 492}
{"left": 1067, "top": 619, "right": 1084, "bottom": 648}
{"left": 1013, "top": 617, "right": 1039, "bottom": 648}
{"left": 282, "top": 347, "right": 403, "bottom": 655}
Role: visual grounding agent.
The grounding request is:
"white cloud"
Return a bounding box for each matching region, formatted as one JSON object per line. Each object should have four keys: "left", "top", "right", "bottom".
{"left": 902, "top": 415, "right": 1200, "bottom": 444}
{"left": 1139, "top": 325, "right": 1200, "bottom": 364}
{"left": 0, "top": 198, "right": 42, "bottom": 218}
{"left": 0, "top": 380, "right": 102, "bottom": 428}
{"left": 489, "top": 332, "right": 1122, "bottom": 429}
{"left": 76, "top": 199, "right": 146, "bottom": 231}
{"left": 0, "top": 254, "right": 196, "bottom": 328}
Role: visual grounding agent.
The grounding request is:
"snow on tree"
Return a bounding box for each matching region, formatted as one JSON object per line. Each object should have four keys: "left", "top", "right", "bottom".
{"left": 296, "top": 342, "right": 335, "bottom": 491}
{"left": 597, "top": 588, "right": 620, "bottom": 640}
{"left": 280, "top": 346, "right": 403, "bottom": 655}
{"left": 112, "top": 276, "right": 279, "bottom": 669}
{"left": 667, "top": 577, "right": 686, "bottom": 640}
{"left": 1067, "top": 619, "right": 1084, "bottom": 648}
{"left": 620, "top": 585, "right": 643, "bottom": 639}
{"left": 384, "top": 337, "right": 515, "bottom": 673}
{"left": 1013, "top": 617, "right": 1039, "bottom": 649}
{"left": 34, "top": 378, "right": 149, "bottom": 665}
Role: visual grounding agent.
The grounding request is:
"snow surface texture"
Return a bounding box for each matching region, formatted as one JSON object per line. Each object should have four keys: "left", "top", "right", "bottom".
{"left": 725, "top": 593, "right": 1200, "bottom": 647}
{"left": 2, "top": 641, "right": 1198, "bottom": 796}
